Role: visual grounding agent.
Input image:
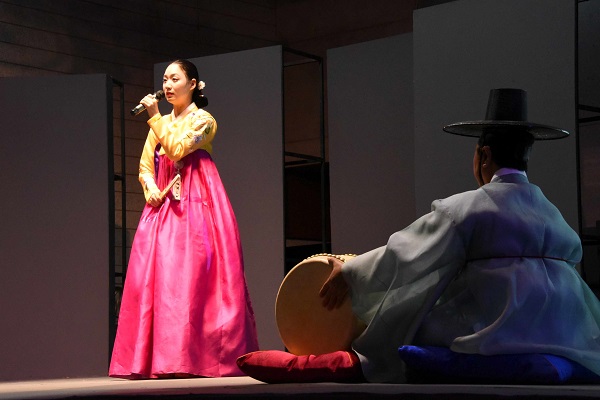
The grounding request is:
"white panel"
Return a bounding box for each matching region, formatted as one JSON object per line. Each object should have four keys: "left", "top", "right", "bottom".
{"left": 154, "top": 47, "right": 284, "bottom": 350}
{"left": 413, "top": 0, "right": 578, "bottom": 229}
{"left": 328, "top": 34, "right": 415, "bottom": 254}
{"left": 0, "top": 74, "right": 110, "bottom": 380}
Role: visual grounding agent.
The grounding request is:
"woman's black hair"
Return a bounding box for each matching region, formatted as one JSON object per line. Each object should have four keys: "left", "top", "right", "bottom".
{"left": 171, "top": 59, "right": 208, "bottom": 108}
{"left": 478, "top": 127, "right": 534, "bottom": 171}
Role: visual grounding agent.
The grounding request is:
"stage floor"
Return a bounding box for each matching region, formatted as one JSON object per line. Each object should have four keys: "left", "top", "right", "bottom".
{"left": 1, "top": 376, "right": 600, "bottom": 400}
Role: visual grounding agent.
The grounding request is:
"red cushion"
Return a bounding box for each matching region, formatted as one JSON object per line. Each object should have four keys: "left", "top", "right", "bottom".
{"left": 236, "top": 350, "right": 365, "bottom": 383}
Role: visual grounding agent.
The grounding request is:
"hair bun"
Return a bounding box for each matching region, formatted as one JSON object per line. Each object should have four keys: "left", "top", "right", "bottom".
{"left": 197, "top": 96, "right": 208, "bottom": 108}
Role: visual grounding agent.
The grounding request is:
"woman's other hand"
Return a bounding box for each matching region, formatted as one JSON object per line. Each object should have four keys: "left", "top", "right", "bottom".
{"left": 147, "top": 191, "right": 163, "bottom": 207}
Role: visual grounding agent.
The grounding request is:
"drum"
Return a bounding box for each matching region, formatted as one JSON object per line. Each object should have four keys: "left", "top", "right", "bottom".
{"left": 275, "top": 253, "right": 366, "bottom": 355}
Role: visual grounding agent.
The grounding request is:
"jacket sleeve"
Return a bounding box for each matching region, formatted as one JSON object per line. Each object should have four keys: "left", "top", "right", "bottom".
{"left": 138, "top": 130, "right": 160, "bottom": 202}
{"left": 146, "top": 111, "right": 217, "bottom": 161}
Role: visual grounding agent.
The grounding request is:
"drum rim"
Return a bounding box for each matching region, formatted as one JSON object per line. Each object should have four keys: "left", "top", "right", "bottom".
{"left": 274, "top": 254, "right": 362, "bottom": 355}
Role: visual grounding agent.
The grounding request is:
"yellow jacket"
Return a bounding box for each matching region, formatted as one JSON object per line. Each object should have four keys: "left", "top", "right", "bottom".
{"left": 138, "top": 103, "right": 217, "bottom": 200}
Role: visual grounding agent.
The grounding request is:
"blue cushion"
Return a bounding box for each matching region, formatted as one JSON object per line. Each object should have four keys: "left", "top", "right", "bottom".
{"left": 398, "top": 345, "right": 600, "bottom": 384}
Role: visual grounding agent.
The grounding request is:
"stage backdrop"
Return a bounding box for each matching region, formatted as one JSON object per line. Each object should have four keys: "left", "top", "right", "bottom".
{"left": 154, "top": 46, "right": 284, "bottom": 350}
{"left": 578, "top": 0, "right": 600, "bottom": 286}
{"left": 0, "top": 74, "right": 111, "bottom": 381}
{"left": 327, "top": 0, "right": 578, "bottom": 257}
{"left": 413, "top": 0, "right": 578, "bottom": 228}
{"left": 328, "top": 34, "right": 415, "bottom": 254}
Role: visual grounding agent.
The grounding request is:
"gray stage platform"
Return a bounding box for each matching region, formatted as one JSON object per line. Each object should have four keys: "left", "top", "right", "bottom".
{"left": 1, "top": 376, "right": 600, "bottom": 400}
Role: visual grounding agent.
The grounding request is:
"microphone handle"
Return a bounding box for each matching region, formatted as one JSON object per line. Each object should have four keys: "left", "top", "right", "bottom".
{"left": 130, "top": 90, "right": 165, "bottom": 116}
{"left": 130, "top": 103, "right": 146, "bottom": 116}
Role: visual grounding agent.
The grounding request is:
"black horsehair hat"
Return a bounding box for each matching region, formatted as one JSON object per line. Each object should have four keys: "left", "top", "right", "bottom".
{"left": 443, "top": 88, "right": 569, "bottom": 140}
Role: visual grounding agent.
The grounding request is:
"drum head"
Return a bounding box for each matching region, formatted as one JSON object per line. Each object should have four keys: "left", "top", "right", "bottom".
{"left": 275, "top": 255, "right": 365, "bottom": 355}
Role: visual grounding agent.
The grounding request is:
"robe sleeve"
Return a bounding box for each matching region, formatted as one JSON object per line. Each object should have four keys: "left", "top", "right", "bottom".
{"left": 343, "top": 200, "right": 467, "bottom": 325}
{"left": 341, "top": 199, "right": 467, "bottom": 382}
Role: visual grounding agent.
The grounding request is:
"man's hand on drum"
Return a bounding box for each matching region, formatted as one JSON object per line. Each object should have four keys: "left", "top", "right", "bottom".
{"left": 319, "top": 257, "right": 349, "bottom": 310}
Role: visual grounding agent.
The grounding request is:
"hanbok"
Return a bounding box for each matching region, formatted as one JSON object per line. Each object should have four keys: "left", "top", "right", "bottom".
{"left": 109, "top": 105, "right": 259, "bottom": 378}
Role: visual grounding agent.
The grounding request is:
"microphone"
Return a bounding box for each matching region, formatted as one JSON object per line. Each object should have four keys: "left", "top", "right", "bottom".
{"left": 130, "top": 90, "right": 165, "bottom": 116}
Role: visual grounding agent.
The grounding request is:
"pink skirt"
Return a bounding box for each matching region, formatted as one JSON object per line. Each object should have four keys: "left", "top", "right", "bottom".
{"left": 109, "top": 150, "right": 259, "bottom": 378}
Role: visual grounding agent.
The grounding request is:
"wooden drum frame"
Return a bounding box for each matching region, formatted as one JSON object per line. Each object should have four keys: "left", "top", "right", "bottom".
{"left": 275, "top": 253, "right": 366, "bottom": 355}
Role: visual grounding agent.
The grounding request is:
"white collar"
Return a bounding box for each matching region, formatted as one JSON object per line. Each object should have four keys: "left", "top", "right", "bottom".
{"left": 493, "top": 167, "right": 527, "bottom": 180}
{"left": 170, "top": 102, "right": 198, "bottom": 122}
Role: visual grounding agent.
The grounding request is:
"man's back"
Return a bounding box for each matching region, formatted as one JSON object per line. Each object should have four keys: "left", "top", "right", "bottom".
{"left": 418, "top": 174, "right": 597, "bottom": 372}
{"left": 444, "top": 173, "right": 582, "bottom": 263}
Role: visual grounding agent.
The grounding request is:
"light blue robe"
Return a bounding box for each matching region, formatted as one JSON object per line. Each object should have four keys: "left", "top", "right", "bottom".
{"left": 343, "top": 173, "right": 600, "bottom": 383}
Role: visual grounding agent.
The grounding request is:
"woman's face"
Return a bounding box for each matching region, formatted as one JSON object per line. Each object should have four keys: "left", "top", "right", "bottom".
{"left": 163, "top": 63, "right": 196, "bottom": 107}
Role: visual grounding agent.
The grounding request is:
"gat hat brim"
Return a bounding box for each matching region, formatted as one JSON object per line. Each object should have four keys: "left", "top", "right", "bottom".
{"left": 443, "top": 88, "right": 569, "bottom": 140}
{"left": 443, "top": 121, "right": 569, "bottom": 140}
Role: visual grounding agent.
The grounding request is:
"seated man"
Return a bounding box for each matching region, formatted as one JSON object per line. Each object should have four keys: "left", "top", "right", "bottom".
{"left": 320, "top": 88, "right": 600, "bottom": 383}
